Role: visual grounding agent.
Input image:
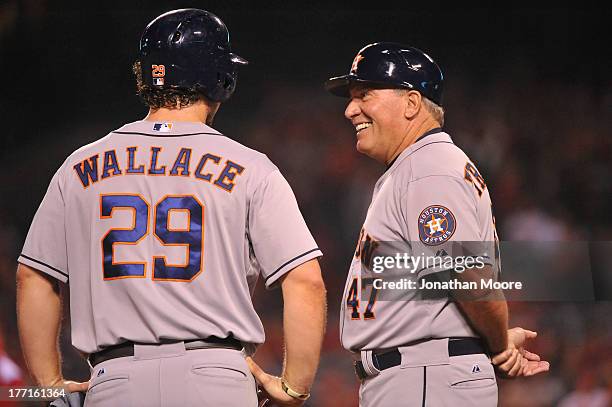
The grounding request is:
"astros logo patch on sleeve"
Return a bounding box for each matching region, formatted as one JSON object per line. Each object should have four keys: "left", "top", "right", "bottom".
{"left": 418, "top": 205, "right": 456, "bottom": 245}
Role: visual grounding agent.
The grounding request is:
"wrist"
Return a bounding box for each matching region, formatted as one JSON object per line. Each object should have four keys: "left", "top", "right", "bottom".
{"left": 41, "top": 376, "right": 64, "bottom": 387}
{"left": 506, "top": 332, "right": 519, "bottom": 350}
{"left": 281, "top": 378, "right": 310, "bottom": 401}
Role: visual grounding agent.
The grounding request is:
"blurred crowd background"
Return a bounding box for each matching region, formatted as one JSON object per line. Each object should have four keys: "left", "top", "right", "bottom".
{"left": 0, "top": 1, "right": 610, "bottom": 406}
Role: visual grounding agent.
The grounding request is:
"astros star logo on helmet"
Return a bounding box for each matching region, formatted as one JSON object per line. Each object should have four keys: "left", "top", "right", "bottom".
{"left": 351, "top": 54, "right": 364, "bottom": 73}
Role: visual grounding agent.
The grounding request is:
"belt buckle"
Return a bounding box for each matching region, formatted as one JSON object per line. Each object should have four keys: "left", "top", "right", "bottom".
{"left": 354, "top": 361, "right": 368, "bottom": 380}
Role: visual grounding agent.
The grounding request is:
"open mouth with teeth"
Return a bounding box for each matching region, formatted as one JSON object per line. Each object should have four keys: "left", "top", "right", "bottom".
{"left": 355, "top": 122, "right": 372, "bottom": 133}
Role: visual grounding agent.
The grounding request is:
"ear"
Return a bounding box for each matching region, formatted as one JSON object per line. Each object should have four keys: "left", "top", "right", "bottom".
{"left": 206, "top": 102, "right": 222, "bottom": 126}
{"left": 403, "top": 91, "right": 422, "bottom": 120}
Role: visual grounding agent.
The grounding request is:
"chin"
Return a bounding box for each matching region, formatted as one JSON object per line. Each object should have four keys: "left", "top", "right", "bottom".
{"left": 355, "top": 139, "right": 367, "bottom": 154}
{"left": 355, "top": 141, "right": 375, "bottom": 159}
{"left": 356, "top": 140, "right": 385, "bottom": 163}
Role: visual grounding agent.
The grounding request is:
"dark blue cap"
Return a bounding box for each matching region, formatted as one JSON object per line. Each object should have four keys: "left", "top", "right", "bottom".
{"left": 325, "top": 42, "right": 444, "bottom": 106}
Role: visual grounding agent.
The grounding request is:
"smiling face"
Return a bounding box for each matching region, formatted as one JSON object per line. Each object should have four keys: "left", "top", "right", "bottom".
{"left": 344, "top": 84, "right": 410, "bottom": 164}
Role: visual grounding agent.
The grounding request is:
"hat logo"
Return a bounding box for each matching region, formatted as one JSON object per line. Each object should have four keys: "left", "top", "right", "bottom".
{"left": 152, "top": 64, "right": 166, "bottom": 86}
{"left": 351, "top": 54, "right": 364, "bottom": 73}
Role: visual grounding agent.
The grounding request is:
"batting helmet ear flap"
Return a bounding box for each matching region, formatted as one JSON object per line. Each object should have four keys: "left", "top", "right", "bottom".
{"left": 221, "top": 72, "right": 236, "bottom": 93}
{"left": 195, "top": 70, "right": 236, "bottom": 103}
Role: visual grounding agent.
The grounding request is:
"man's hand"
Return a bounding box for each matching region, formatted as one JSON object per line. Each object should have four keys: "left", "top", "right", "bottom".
{"left": 48, "top": 378, "right": 89, "bottom": 393}
{"left": 492, "top": 348, "right": 524, "bottom": 378}
{"left": 507, "top": 327, "right": 550, "bottom": 376}
{"left": 247, "top": 357, "right": 304, "bottom": 407}
{"left": 492, "top": 327, "right": 550, "bottom": 378}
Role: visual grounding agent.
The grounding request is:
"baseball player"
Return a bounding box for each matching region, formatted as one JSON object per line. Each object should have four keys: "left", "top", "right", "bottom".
{"left": 16, "top": 9, "right": 326, "bottom": 407}
{"left": 325, "top": 42, "right": 549, "bottom": 406}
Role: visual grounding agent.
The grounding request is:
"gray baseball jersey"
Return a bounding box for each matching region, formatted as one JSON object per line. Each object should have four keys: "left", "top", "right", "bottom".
{"left": 18, "top": 120, "right": 322, "bottom": 354}
{"left": 341, "top": 129, "right": 497, "bottom": 351}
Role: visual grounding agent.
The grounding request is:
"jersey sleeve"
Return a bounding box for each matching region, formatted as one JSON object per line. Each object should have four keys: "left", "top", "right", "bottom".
{"left": 17, "top": 167, "right": 69, "bottom": 283}
{"left": 248, "top": 169, "right": 322, "bottom": 288}
{"left": 403, "top": 175, "right": 494, "bottom": 277}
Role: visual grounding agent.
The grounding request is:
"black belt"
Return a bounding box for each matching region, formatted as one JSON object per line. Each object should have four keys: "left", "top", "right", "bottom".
{"left": 354, "top": 338, "right": 487, "bottom": 380}
{"left": 88, "top": 337, "right": 243, "bottom": 368}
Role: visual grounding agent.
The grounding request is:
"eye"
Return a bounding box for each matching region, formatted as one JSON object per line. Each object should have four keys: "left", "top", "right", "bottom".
{"left": 349, "top": 88, "right": 369, "bottom": 99}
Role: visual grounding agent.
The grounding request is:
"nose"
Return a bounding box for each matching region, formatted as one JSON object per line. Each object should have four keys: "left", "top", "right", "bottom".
{"left": 344, "top": 98, "right": 360, "bottom": 120}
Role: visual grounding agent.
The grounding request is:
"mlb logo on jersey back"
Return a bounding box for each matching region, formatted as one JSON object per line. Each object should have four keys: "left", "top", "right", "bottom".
{"left": 417, "top": 205, "right": 456, "bottom": 245}
{"left": 153, "top": 122, "right": 173, "bottom": 132}
{"left": 153, "top": 77, "right": 164, "bottom": 86}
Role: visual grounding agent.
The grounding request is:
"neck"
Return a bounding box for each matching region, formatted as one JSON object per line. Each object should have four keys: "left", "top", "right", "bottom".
{"left": 385, "top": 116, "right": 439, "bottom": 165}
{"left": 144, "top": 101, "right": 218, "bottom": 126}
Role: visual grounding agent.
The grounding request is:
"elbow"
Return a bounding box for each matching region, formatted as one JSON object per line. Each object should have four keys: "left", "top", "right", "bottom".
{"left": 16, "top": 264, "right": 58, "bottom": 293}
{"left": 16, "top": 263, "right": 36, "bottom": 285}
{"left": 297, "top": 267, "right": 326, "bottom": 293}
{"left": 305, "top": 276, "right": 327, "bottom": 298}
{"left": 290, "top": 271, "right": 327, "bottom": 295}
{"left": 281, "top": 259, "right": 327, "bottom": 296}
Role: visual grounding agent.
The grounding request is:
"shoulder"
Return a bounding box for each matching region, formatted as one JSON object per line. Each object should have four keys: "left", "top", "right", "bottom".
{"left": 52, "top": 132, "right": 115, "bottom": 180}
{"left": 403, "top": 136, "right": 471, "bottom": 183}
{"left": 385, "top": 133, "right": 479, "bottom": 197}
{"left": 64, "top": 121, "right": 141, "bottom": 164}
{"left": 213, "top": 136, "right": 277, "bottom": 171}
{"left": 67, "top": 134, "right": 114, "bottom": 161}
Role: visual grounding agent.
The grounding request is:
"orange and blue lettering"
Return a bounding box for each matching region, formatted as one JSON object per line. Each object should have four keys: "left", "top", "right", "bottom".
{"left": 101, "top": 150, "right": 122, "bottom": 179}
{"left": 148, "top": 147, "right": 166, "bottom": 175}
{"left": 213, "top": 160, "right": 245, "bottom": 192}
{"left": 126, "top": 147, "right": 145, "bottom": 174}
{"left": 169, "top": 148, "right": 192, "bottom": 176}
{"left": 73, "top": 155, "right": 99, "bottom": 187}
{"left": 194, "top": 153, "right": 221, "bottom": 182}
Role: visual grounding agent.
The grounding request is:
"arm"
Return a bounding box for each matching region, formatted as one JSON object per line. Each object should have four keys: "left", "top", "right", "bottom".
{"left": 456, "top": 291, "right": 549, "bottom": 377}
{"left": 448, "top": 265, "right": 508, "bottom": 354}
{"left": 248, "top": 259, "right": 326, "bottom": 406}
{"left": 456, "top": 299, "right": 508, "bottom": 355}
{"left": 16, "top": 263, "right": 62, "bottom": 387}
{"left": 16, "top": 264, "right": 88, "bottom": 391}
{"left": 280, "top": 258, "right": 327, "bottom": 392}
{"left": 450, "top": 268, "right": 548, "bottom": 377}
{"left": 453, "top": 281, "right": 526, "bottom": 377}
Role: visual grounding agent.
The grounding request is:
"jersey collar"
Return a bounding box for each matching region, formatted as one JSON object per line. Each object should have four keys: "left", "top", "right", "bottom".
{"left": 385, "top": 128, "right": 452, "bottom": 172}
{"left": 414, "top": 126, "right": 444, "bottom": 144}
{"left": 113, "top": 120, "right": 223, "bottom": 137}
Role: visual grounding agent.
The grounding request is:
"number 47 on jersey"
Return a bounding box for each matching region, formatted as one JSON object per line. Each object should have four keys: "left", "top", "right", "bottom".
{"left": 347, "top": 277, "right": 378, "bottom": 320}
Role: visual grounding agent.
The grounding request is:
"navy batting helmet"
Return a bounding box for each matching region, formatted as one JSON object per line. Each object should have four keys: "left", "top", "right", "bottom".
{"left": 325, "top": 42, "right": 443, "bottom": 106}
{"left": 138, "top": 8, "right": 247, "bottom": 103}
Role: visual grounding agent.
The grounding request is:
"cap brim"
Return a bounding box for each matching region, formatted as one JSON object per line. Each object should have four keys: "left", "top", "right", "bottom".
{"left": 230, "top": 53, "right": 248, "bottom": 65}
{"left": 325, "top": 75, "right": 401, "bottom": 97}
{"left": 324, "top": 75, "right": 352, "bottom": 97}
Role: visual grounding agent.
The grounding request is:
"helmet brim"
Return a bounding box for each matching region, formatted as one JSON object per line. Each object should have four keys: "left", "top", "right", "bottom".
{"left": 325, "top": 75, "right": 412, "bottom": 98}
{"left": 324, "top": 75, "right": 352, "bottom": 97}
{"left": 230, "top": 53, "right": 248, "bottom": 65}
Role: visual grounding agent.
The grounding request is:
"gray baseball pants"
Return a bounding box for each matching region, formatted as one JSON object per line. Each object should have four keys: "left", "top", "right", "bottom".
{"left": 358, "top": 338, "right": 498, "bottom": 407}
{"left": 84, "top": 342, "right": 258, "bottom": 407}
